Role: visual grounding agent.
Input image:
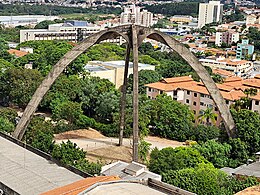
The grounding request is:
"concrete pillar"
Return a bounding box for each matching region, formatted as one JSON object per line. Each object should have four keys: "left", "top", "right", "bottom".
{"left": 132, "top": 25, "right": 139, "bottom": 162}
{"left": 119, "top": 44, "right": 131, "bottom": 146}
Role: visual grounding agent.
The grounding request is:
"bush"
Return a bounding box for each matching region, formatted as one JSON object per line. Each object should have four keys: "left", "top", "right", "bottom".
{"left": 189, "top": 125, "right": 220, "bottom": 142}
{"left": 0, "top": 107, "right": 18, "bottom": 125}
{"left": 149, "top": 147, "right": 208, "bottom": 174}
{"left": 0, "top": 117, "right": 15, "bottom": 133}
{"left": 193, "top": 140, "right": 232, "bottom": 168}
{"left": 75, "top": 115, "right": 95, "bottom": 129}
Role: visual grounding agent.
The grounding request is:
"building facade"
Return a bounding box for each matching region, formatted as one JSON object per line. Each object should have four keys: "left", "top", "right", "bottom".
{"left": 236, "top": 39, "right": 255, "bottom": 60}
{"left": 84, "top": 61, "right": 155, "bottom": 88}
{"left": 20, "top": 20, "right": 105, "bottom": 43}
{"left": 120, "top": 4, "right": 154, "bottom": 27}
{"left": 145, "top": 75, "right": 260, "bottom": 126}
{"left": 199, "top": 58, "right": 253, "bottom": 76}
{"left": 215, "top": 31, "right": 239, "bottom": 46}
{"left": 198, "top": 1, "right": 223, "bottom": 28}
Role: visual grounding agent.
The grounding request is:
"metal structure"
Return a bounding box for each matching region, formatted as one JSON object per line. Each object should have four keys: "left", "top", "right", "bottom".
{"left": 13, "top": 24, "right": 236, "bottom": 162}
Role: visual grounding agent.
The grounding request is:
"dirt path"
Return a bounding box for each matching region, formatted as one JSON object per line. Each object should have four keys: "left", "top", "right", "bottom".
{"left": 54, "top": 128, "right": 185, "bottom": 163}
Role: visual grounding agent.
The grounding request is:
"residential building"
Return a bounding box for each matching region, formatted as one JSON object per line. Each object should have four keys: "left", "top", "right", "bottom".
{"left": 7, "top": 48, "right": 30, "bottom": 58}
{"left": 198, "top": 1, "right": 223, "bottom": 28}
{"left": 246, "top": 14, "right": 260, "bottom": 25}
{"left": 170, "top": 15, "right": 193, "bottom": 23}
{"left": 199, "top": 58, "right": 254, "bottom": 76}
{"left": 236, "top": 39, "right": 255, "bottom": 60}
{"left": 215, "top": 31, "right": 240, "bottom": 46}
{"left": 84, "top": 60, "right": 155, "bottom": 88}
{"left": 120, "top": 4, "right": 154, "bottom": 27}
{"left": 20, "top": 20, "right": 105, "bottom": 43}
{"left": 145, "top": 75, "right": 260, "bottom": 126}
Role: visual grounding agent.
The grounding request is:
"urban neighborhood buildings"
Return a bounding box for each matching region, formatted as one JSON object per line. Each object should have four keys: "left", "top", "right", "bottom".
{"left": 145, "top": 75, "right": 260, "bottom": 126}
{"left": 198, "top": 1, "right": 223, "bottom": 28}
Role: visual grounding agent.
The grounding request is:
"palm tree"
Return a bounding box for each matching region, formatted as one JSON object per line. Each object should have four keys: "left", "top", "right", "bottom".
{"left": 244, "top": 88, "right": 257, "bottom": 98}
{"left": 198, "top": 108, "right": 218, "bottom": 126}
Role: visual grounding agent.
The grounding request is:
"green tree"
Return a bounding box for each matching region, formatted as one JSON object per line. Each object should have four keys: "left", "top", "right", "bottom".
{"left": 162, "top": 163, "right": 232, "bottom": 195}
{"left": 52, "top": 140, "right": 101, "bottom": 175}
{"left": 25, "top": 117, "right": 55, "bottom": 154}
{"left": 149, "top": 147, "right": 208, "bottom": 174}
{"left": 193, "top": 140, "right": 232, "bottom": 168}
{"left": 198, "top": 108, "right": 218, "bottom": 125}
{"left": 0, "top": 107, "right": 18, "bottom": 125}
{"left": 0, "top": 68, "right": 43, "bottom": 108}
{"left": 149, "top": 94, "right": 194, "bottom": 141}
{"left": 127, "top": 70, "right": 161, "bottom": 94}
{"left": 138, "top": 139, "right": 152, "bottom": 164}
{"left": 52, "top": 101, "right": 83, "bottom": 124}
{"left": 188, "top": 125, "right": 220, "bottom": 142}
{"left": 231, "top": 109, "right": 260, "bottom": 155}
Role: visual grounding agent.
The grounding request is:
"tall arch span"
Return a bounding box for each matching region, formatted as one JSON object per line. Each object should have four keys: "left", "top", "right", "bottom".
{"left": 13, "top": 24, "right": 236, "bottom": 140}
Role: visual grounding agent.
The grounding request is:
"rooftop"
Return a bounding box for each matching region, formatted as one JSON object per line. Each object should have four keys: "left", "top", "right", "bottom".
{"left": 7, "top": 49, "right": 29, "bottom": 57}
{"left": 101, "top": 161, "right": 161, "bottom": 181}
{"left": 41, "top": 176, "right": 120, "bottom": 195}
{"left": 0, "top": 133, "right": 84, "bottom": 195}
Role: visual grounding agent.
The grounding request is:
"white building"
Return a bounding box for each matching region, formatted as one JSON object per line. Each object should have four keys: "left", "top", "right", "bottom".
{"left": 199, "top": 58, "right": 254, "bottom": 76}
{"left": 84, "top": 60, "right": 155, "bottom": 88}
{"left": 20, "top": 20, "right": 104, "bottom": 43}
{"left": 0, "top": 15, "right": 60, "bottom": 28}
{"left": 198, "top": 1, "right": 223, "bottom": 28}
{"left": 120, "top": 4, "right": 154, "bottom": 27}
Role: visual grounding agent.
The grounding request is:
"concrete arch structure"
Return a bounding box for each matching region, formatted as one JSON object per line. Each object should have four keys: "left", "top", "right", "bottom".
{"left": 13, "top": 25, "right": 236, "bottom": 155}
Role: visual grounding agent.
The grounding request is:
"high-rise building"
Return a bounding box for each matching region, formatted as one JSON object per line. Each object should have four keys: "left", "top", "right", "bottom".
{"left": 198, "top": 1, "right": 223, "bottom": 28}
{"left": 120, "top": 5, "right": 154, "bottom": 27}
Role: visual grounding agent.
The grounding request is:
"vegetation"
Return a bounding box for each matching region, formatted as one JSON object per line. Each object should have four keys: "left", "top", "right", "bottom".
{"left": 0, "top": 4, "right": 121, "bottom": 16}
{"left": 146, "top": 2, "right": 199, "bottom": 16}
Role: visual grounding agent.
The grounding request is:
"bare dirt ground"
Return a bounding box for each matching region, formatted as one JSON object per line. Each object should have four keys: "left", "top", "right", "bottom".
{"left": 54, "top": 128, "right": 185, "bottom": 164}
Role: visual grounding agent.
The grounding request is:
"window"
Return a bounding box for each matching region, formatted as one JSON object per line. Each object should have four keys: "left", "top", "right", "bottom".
{"left": 200, "top": 102, "right": 204, "bottom": 106}
{"left": 187, "top": 91, "right": 190, "bottom": 95}
{"left": 256, "top": 101, "right": 259, "bottom": 106}
{"left": 160, "top": 91, "right": 163, "bottom": 94}
{"left": 194, "top": 93, "right": 197, "bottom": 97}
{"left": 226, "top": 100, "right": 229, "bottom": 105}
{"left": 193, "top": 102, "right": 197, "bottom": 106}
{"left": 148, "top": 96, "right": 151, "bottom": 99}
{"left": 186, "top": 99, "right": 190, "bottom": 104}
{"left": 201, "top": 94, "right": 205, "bottom": 98}
{"left": 148, "top": 88, "right": 152, "bottom": 92}
{"left": 215, "top": 107, "right": 218, "bottom": 111}
{"left": 173, "top": 91, "right": 178, "bottom": 96}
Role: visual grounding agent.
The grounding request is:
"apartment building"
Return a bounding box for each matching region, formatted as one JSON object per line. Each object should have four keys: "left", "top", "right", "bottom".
{"left": 145, "top": 75, "right": 260, "bottom": 125}
{"left": 199, "top": 58, "right": 253, "bottom": 76}
{"left": 198, "top": 1, "right": 223, "bottom": 28}
{"left": 236, "top": 39, "right": 255, "bottom": 60}
{"left": 120, "top": 4, "right": 154, "bottom": 27}
{"left": 20, "top": 20, "right": 105, "bottom": 43}
{"left": 215, "top": 31, "right": 239, "bottom": 46}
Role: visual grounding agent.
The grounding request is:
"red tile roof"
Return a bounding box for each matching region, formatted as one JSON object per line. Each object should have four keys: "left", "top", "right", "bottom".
{"left": 7, "top": 49, "right": 29, "bottom": 57}
{"left": 40, "top": 176, "right": 120, "bottom": 195}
